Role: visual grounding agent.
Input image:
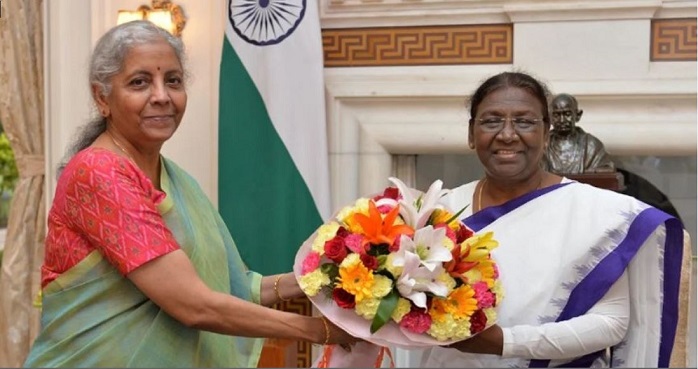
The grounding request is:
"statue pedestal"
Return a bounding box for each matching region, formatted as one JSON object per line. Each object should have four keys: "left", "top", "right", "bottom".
{"left": 565, "top": 171, "right": 625, "bottom": 191}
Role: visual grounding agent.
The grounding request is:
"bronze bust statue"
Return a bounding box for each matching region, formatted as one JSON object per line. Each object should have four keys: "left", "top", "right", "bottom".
{"left": 543, "top": 93, "right": 615, "bottom": 174}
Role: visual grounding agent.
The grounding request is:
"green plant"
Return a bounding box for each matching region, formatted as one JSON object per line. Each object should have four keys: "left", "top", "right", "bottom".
{"left": 0, "top": 132, "right": 18, "bottom": 195}
{"left": 0, "top": 132, "right": 17, "bottom": 228}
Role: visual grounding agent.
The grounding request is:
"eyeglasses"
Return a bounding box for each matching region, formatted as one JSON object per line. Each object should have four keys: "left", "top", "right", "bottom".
{"left": 474, "top": 117, "right": 544, "bottom": 133}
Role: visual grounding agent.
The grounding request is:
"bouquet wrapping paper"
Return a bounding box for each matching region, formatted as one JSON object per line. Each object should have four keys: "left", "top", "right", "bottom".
{"left": 294, "top": 178, "right": 503, "bottom": 367}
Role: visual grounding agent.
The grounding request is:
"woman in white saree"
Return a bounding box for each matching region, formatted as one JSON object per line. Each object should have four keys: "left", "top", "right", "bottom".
{"left": 420, "top": 72, "right": 683, "bottom": 368}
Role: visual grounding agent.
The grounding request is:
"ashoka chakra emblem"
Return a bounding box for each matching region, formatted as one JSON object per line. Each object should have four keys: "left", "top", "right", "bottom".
{"left": 228, "top": 0, "right": 306, "bottom": 46}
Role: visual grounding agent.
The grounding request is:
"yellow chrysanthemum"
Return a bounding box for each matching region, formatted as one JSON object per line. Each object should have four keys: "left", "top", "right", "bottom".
{"left": 447, "top": 285, "right": 478, "bottom": 319}
{"left": 311, "top": 222, "right": 341, "bottom": 255}
{"left": 484, "top": 307, "right": 497, "bottom": 324}
{"left": 427, "top": 313, "right": 472, "bottom": 341}
{"left": 370, "top": 274, "right": 393, "bottom": 299}
{"left": 337, "top": 259, "right": 375, "bottom": 302}
{"left": 461, "top": 231, "right": 498, "bottom": 262}
{"left": 384, "top": 253, "right": 403, "bottom": 278}
{"left": 298, "top": 269, "right": 331, "bottom": 296}
{"left": 336, "top": 198, "right": 371, "bottom": 234}
{"left": 355, "top": 297, "right": 381, "bottom": 319}
{"left": 492, "top": 279, "right": 505, "bottom": 303}
{"left": 340, "top": 253, "right": 361, "bottom": 268}
{"left": 391, "top": 298, "right": 412, "bottom": 323}
{"left": 438, "top": 271, "right": 457, "bottom": 293}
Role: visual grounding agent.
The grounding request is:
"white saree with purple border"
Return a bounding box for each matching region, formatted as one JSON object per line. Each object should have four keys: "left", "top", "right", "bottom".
{"left": 421, "top": 179, "right": 683, "bottom": 368}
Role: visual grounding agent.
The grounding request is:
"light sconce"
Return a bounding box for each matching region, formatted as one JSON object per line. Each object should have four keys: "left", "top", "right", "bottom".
{"left": 117, "top": 0, "right": 187, "bottom": 37}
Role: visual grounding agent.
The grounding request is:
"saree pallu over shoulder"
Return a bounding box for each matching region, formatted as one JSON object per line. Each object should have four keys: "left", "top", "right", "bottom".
{"left": 25, "top": 157, "right": 264, "bottom": 368}
{"left": 427, "top": 181, "right": 682, "bottom": 368}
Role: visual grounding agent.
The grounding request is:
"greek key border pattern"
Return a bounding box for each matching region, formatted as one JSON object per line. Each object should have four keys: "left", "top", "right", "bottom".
{"left": 322, "top": 24, "right": 513, "bottom": 67}
{"left": 651, "top": 18, "right": 697, "bottom": 61}
{"left": 277, "top": 297, "right": 313, "bottom": 367}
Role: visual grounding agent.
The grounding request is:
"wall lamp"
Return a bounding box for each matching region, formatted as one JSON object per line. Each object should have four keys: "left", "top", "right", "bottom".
{"left": 117, "top": 0, "right": 187, "bottom": 37}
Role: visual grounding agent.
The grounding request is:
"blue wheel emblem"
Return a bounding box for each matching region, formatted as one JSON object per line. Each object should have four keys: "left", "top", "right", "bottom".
{"left": 228, "top": 0, "right": 306, "bottom": 46}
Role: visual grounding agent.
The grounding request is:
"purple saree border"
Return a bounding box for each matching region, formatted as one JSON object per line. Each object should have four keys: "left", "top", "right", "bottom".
{"left": 461, "top": 184, "right": 683, "bottom": 368}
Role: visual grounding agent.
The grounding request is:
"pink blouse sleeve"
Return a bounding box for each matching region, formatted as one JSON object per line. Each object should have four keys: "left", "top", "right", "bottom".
{"left": 63, "top": 151, "right": 180, "bottom": 275}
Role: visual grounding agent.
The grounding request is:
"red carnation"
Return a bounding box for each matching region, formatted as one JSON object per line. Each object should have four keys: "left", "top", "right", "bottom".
{"left": 455, "top": 225, "right": 474, "bottom": 243}
{"left": 324, "top": 237, "right": 348, "bottom": 263}
{"left": 360, "top": 254, "right": 379, "bottom": 270}
{"left": 389, "top": 234, "right": 402, "bottom": 252}
{"left": 373, "top": 186, "right": 400, "bottom": 201}
{"left": 332, "top": 288, "right": 356, "bottom": 309}
{"left": 469, "top": 310, "right": 487, "bottom": 334}
{"left": 400, "top": 309, "right": 432, "bottom": 334}
{"left": 336, "top": 226, "right": 349, "bottom": 238}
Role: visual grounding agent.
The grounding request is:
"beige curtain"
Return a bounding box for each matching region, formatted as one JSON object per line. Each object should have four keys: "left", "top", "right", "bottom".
{"left": 0, "top": 0, "right": 46, "bottom": 366}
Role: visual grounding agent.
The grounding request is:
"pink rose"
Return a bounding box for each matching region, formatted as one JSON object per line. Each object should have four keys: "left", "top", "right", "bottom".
{"left": 301, "top": 251, "right": 321, "bottom": 275}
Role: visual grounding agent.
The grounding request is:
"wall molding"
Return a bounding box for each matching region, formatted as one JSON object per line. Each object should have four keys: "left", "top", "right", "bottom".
{"left": 320, "top": 0, "right": 693, "bottom": 28}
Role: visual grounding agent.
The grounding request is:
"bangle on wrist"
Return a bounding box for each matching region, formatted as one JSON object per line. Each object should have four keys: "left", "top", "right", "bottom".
{"left": 320, "top": 316, "right": 331, "bottom": 345}
{"left": 274, "top": 274, "right": 292, "bottom": 302}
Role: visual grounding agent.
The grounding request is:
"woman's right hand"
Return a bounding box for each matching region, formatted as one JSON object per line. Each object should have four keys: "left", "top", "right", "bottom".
{"left": 319, "top": 317, "right": 362, "bottom": 346}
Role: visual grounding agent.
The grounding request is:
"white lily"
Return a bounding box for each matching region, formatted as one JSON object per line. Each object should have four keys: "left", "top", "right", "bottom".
{"left": 395, "top": 251, "right": 449, "bottom": 308}
{"left": 393, "top": 226, "right": 452, "bottom": 272}
{"left": 388, "top": 177, "right": 450, "bottom": 229}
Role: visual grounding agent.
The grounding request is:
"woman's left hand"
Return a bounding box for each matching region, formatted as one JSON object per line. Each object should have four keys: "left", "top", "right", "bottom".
{"left": 261, "top": 272, "right": 304, "bottom": 306}
{"left": 447, "top": 324, "right": 503, "bottom": 355}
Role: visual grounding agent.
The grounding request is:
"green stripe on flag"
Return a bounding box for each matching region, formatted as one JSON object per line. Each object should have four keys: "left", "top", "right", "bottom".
{"left": 218, "top": 40, "right": 322, "bottom": 276}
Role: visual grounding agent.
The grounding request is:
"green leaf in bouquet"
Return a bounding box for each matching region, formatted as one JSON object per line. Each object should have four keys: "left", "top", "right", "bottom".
{"left": 445, "top": 204, "right": 469, "bottom": 225}
{"left": 367, "top": 243, "right": 390, "bottom": 257}
{"left": 370, "top": 288, "right": 399, "bottom": 334}
{"left": 320, "top": 263, "right": 339, "bottom": 282}
{"left": 376, "top": 254, "right": 388, "bottom": 269}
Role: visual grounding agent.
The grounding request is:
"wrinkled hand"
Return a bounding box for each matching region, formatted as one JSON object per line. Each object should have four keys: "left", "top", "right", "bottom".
{"left": 447, "top": 324, "right": 503, "bottom": 355}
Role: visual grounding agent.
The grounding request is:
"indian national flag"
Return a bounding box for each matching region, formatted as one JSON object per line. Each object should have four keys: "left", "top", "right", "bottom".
{"left": 218, "top": 0, "right": 330, "bottom": 275}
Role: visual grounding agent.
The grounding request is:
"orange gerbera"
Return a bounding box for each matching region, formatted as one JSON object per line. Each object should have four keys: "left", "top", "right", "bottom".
{"left": 352, "top": 200, "right": 414, "bottom": 246}
{"left": 337, "top": 261, "right": 375, "bottom": 302}
{"left": 447, "top": 285, "right": 478, "bottom": 319}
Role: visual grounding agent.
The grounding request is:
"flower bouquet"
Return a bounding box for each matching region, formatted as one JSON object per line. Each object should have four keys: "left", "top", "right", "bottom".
{"left": 293, "top": 177, "right": 502, "bottom": 367}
